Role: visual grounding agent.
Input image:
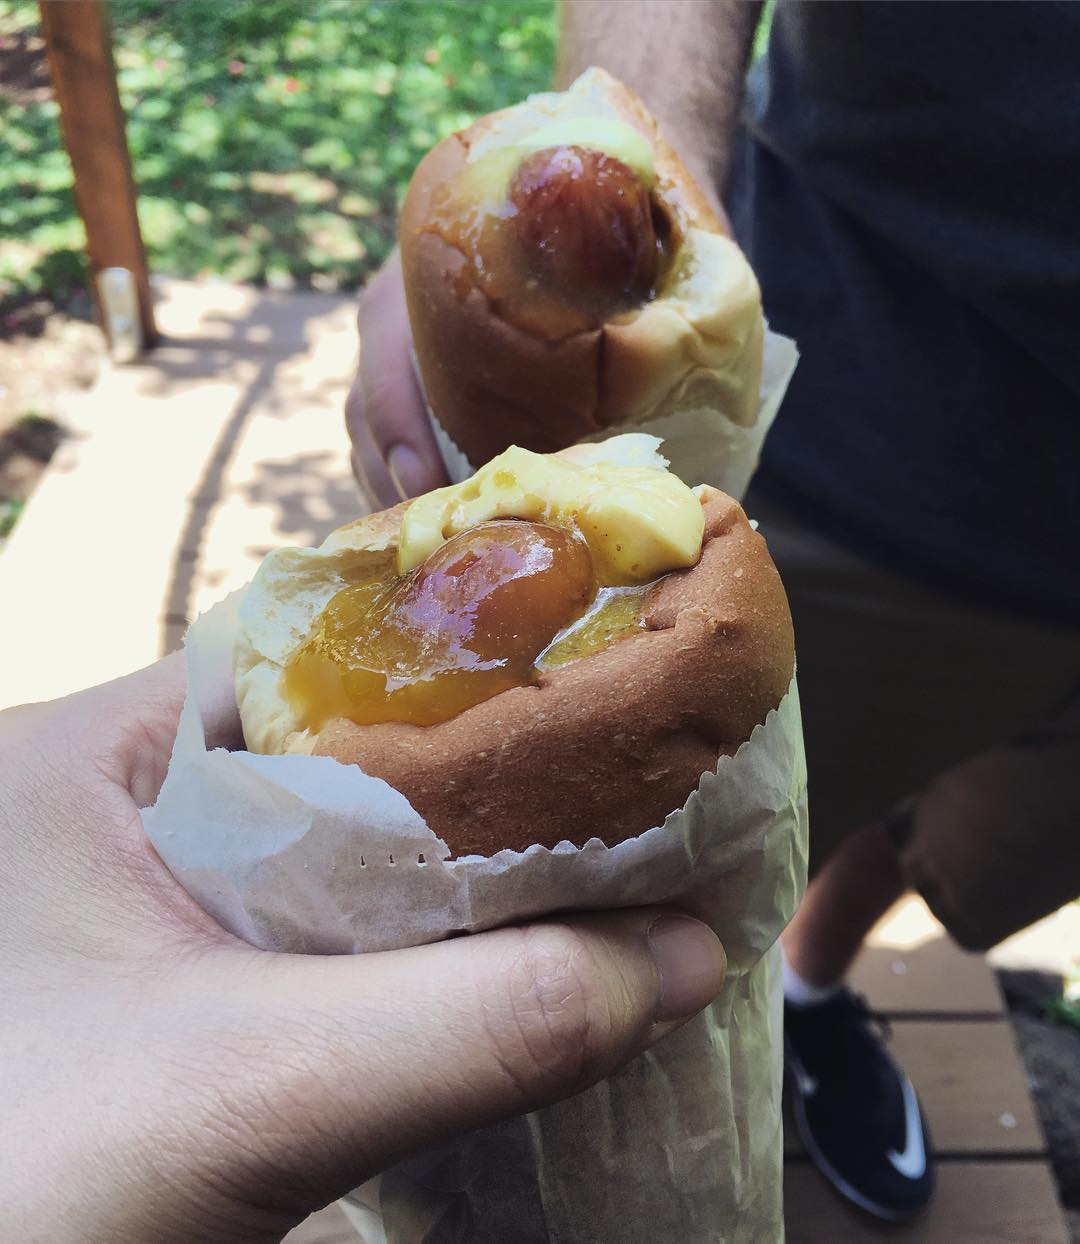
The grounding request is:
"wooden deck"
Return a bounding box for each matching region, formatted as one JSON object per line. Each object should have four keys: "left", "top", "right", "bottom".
{"left": 2, "top": 281, "right": 1068, "bottom": 1241}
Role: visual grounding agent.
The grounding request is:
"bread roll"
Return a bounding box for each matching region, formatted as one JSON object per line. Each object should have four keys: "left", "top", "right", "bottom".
{"left": 235, "top": 441, "right": 793, "bottom": 858}
{"left": 400, "top": 68, "right": 765, "bottom": 476}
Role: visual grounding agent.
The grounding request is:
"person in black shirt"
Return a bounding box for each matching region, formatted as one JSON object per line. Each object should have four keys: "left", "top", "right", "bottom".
{"left": 349, "top": 1, "right": 1080, "bottom": 1221}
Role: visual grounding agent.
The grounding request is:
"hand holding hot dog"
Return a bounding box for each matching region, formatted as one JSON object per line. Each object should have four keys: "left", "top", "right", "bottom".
{"left": 347, "top": 251, "right": 447, "bottom": 508}
{"left": 347, "top": 70, "right": 754, "bottom": 505}
{"left": 0, "top": 657, "right": 726, "bottom": 1242}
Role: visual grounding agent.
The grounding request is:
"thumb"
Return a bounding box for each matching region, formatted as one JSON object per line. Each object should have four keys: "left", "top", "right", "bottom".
{"left": 199, "top": 909, "right": 724, "bottom": 1229}
{"left": 347, "top": 250, "right": 448, "bottom": 507}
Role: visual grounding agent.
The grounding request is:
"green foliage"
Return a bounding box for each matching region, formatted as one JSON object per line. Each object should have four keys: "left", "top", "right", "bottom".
{"left": 1046, "top": 952, "right": 1080, "bottom": 1031}
{"left": 0, "top": 0, "right": 556, "bottom": 298}
{"left": 1044, "top": 994, "right": 1080, "bottom": 1031}
{"left": 0, "top": 496, "right": 24, "bottom": 542}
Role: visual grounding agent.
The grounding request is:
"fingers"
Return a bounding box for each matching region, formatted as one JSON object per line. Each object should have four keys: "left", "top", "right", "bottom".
{"left": 346, "top": 252, "right": 449, "bottom": 508}
{"left": 0, "top": 653, "right": 235, "bottom": 960}
{"left": 36, "top": 653, "right": 188, "bottom": 801}
{"left": 54, "top": 653, "right": 241, "bottom": 807}
{"left": 203, "top": 910, "right": 725, "bottom": 1217}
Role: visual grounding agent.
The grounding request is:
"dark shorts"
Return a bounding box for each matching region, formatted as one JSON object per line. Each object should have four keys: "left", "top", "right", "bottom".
{"left": 747, "top": 488, "right": 1080, "bottom": 950}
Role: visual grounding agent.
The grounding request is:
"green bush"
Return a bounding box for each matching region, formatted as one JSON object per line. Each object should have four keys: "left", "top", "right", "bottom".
{"left": 0, "top": 0, "right": 556, "bottom": 299}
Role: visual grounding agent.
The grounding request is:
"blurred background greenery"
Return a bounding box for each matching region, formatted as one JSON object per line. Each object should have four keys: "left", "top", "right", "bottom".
{"left": 0, "top": 0, "right": 557, "bottom": 308}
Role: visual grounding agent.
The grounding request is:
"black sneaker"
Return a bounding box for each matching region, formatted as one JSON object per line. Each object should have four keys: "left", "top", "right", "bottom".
{"left": 785, "top": 989, "right": 934, "bottom": 1221}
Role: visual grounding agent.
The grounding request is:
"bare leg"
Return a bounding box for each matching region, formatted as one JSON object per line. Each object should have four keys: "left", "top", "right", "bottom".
{"left": 782, "top": 822, "right": 906, "bottom": 987}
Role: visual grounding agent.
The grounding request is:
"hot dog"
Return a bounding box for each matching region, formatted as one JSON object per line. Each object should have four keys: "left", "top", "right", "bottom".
{"left": 509, "top": 143, "right": 662, "bottom": 317}
{"left": 235, "top": 436, "right": 793, "bottom": 858}
{"left": 399, "top": 68, "right": 765, "bottom": 482}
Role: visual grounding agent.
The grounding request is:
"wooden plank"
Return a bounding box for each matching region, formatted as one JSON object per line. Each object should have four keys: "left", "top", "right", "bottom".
{"left": 786, "top": 1019, "right": 1045, "bottom": 1156}
{"left": 38, "top": 0, "right": 156, "bottom": 347}
{"left": 851, "top": 895, "right": 1003, "bottom": 1015}
{"left": 889, "top": 1021, "right": 1045, "bottom": 1152}
{"left": 849, "top": 936, "right": 1002, "bottom": 1015}
{"left": 785, "top": 1160, "right": 1068, "bottom": 1243}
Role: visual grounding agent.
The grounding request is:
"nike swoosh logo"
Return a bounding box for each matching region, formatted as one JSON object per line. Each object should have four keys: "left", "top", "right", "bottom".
{"left": 886, "top": 1075, "right": 927, "bottom": 1179}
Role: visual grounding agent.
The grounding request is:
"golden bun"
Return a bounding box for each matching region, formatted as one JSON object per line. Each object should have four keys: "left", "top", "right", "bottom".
{"left": 236, "top": 489, "right": 794, "bottom": 859}
{"left": 400, "top": 68, "right": 764, "bottom": 471}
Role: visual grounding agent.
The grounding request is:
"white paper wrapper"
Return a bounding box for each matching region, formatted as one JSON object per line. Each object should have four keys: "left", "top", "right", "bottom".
{"left": 144, "top": 595, "right": 807, "bottom": 1241}
{"left": 422, "top": 327, "right": 798, "bottom": 501}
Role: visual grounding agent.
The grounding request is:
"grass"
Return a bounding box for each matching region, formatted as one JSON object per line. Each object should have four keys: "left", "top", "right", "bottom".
{"left": 0, "top": 0, "right": 556, "bottom": 302}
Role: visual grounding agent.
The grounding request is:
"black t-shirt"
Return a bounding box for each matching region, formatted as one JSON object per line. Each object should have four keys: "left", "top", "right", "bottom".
{"left": 729, "top": 1, "right": 1080, "bottom": 624}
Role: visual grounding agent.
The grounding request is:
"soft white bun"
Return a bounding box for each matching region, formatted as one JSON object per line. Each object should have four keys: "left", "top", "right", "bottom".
{"left": 235, "top": 436, "right": 672, "bottom": 757}
{"left": 400, "top": 68, "right": 765, "bottom": 472}
{"left": 234, "top": 436, "right": 795, "bottom": 859}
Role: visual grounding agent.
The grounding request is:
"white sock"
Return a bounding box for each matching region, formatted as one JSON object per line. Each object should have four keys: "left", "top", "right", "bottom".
{"left": 781, "top": 946, "right": 842, "bottom": 1008}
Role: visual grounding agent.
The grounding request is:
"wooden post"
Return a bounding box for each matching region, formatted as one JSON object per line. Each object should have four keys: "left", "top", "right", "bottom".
{"left": 39, "top": 0, "right": 157, "bottom": 348}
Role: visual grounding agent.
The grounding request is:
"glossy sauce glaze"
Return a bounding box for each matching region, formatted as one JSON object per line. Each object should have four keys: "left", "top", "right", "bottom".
{"left": 285, "top": 519, "right": 654, "bottom": 729}
{"left": 422, "top": 143, "right": 678, "bottom": 340}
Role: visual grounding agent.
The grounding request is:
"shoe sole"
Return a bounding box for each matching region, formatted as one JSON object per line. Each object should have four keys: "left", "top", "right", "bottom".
{"left": 784, "top": 1041, "right": 930, "bottom": 1225}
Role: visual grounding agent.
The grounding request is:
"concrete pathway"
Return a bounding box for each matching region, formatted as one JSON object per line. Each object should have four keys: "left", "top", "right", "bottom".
{"left": 0, "top": 278, "right": 366, "bottom": 708}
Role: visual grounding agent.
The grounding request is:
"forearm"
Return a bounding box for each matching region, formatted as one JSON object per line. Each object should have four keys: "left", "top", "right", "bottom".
{"left": 556, "top": 0, "right": 761, "bottom": 200}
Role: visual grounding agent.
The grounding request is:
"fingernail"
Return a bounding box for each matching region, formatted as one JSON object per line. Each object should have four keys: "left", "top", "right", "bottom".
{"left": 387, "top": 443, "right": 426, "bottom": 501}
{"left": 648, "top": 915, "right": 726, "bottom": 1022}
